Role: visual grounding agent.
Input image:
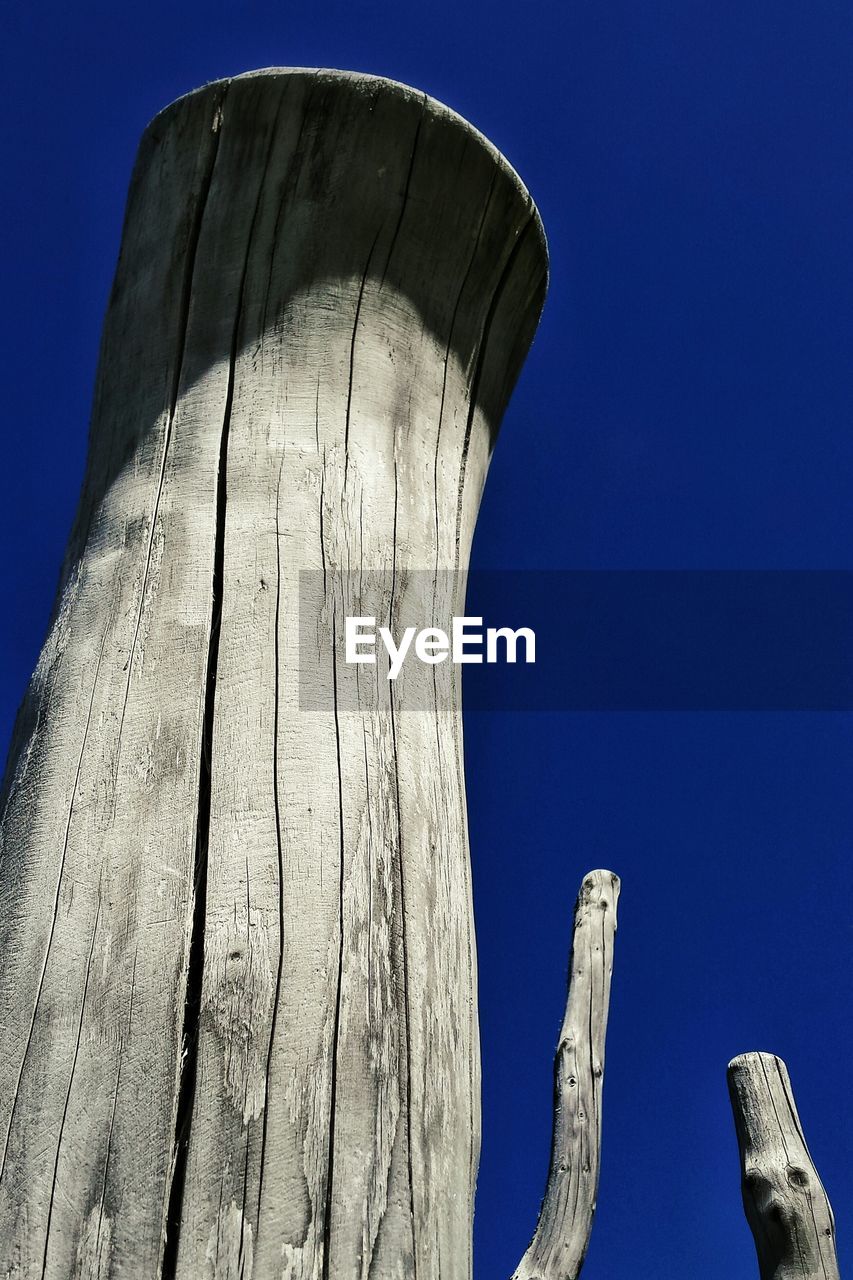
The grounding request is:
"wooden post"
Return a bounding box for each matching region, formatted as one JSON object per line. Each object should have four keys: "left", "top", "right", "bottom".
{"left": 0, "top": 69, "right": 547, "bottom": 1277}
{"left": 728, "top": 1052, "right": 840, "bottom": 1280}
{"left": 512, "top": 870, "right": 620, "bottom": 1280}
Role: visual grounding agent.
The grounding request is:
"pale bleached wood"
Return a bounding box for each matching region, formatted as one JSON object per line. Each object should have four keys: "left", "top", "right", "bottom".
{"left": 727, "top": 1052, "right": 839, "bottom": 1280}
{"left": 0, "top": 83, "right": 231, "bottom": 1277}
{"left": 0, "top": 69, "right": 547, "bottom": 1279}
{"left": 512, "top": 870, "right": 620, "bottom": 1280}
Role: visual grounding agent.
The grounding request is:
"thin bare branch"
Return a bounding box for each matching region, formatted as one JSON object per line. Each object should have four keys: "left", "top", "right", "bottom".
{"left": 512, "top": 869, "right": 620, "bottom": 1280}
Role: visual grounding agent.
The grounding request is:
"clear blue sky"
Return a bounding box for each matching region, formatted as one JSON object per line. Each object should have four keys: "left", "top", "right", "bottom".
{"left": 3, "top": 2, "right": 853, "bottom": 1276}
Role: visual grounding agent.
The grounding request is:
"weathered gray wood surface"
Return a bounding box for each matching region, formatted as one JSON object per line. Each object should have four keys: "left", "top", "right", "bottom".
{"left": 512, "top": 870, "right": 619, "bottom": 1280}
{"left": 0, "top": 69, "right": 547, "bottom": 1278}
{"left": 728, "top": 1052, "right": 839, "bottom": 1280}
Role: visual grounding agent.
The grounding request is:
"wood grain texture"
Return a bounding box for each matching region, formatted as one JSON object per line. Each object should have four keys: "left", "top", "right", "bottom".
{"left": 0, "top": 69, "right": 547, "bottom": 1279}
{"left": 512, "top": 871, "right": 619, "bottom": 1280}
{"left": 728, "top": 1053, "right": 839, "bottom": 1280}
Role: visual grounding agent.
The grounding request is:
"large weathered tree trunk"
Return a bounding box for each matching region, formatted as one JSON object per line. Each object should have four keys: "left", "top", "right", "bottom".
{"left": 0, "top": 69, "right": 547, "bottom": 1278}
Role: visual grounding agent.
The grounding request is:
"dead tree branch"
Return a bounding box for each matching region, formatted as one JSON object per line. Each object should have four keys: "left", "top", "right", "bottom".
{"left": 512, "top": 869, "right": 620, "bottom": 1280}
{"left": 728, "top": 1051, "right": 839, "bottom": 1280}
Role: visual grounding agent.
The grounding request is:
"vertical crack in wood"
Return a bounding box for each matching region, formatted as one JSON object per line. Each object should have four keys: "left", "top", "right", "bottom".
{"left": 260, "top": 83, "right": 314, "bottom": 339}
{"left": 160, "top": 92, "right": 283, "bottom": 1277}
{"left": 40, "top": 891, "right": 103, "bottom": 1275}
{"left": 386, "top": 301, "right": 418, "bottom": 1274}
{"left": 728, "top": 1052, "right": 840, "bottom": 1280}
{"left": 451, "top": 207, "right": 535, "bottom": 568}
{"left": 389, "top": 688, "right": 418, "bottom": 1277}
{"left": 113, "top": 86, "right": 228, "bottom": 779}
{"left": 324, "top": 101, "right": 433, "bottom": 1267}
{"left": 431, "top": 168, "right": 497, "bottom": 575}
{"left": 511, "top": 870, "right": 619, "bottom": 1280}
{"left": 91, "top": 942, "right": 139, "bottom": 1268}
{"left": 342, "top": 230, "right": 382, "bottom": 487}
{"left": 378, "top": 94, "right": 427, "bottom": 291}
{"left": 253, "top": 450, "right": 287, "bottom": 1236}
{"left": 0, "top": 599, "right": 114, "bottom": 1183}
{"left": 323, "top": 612, "right": 347, "bottom": 1280}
